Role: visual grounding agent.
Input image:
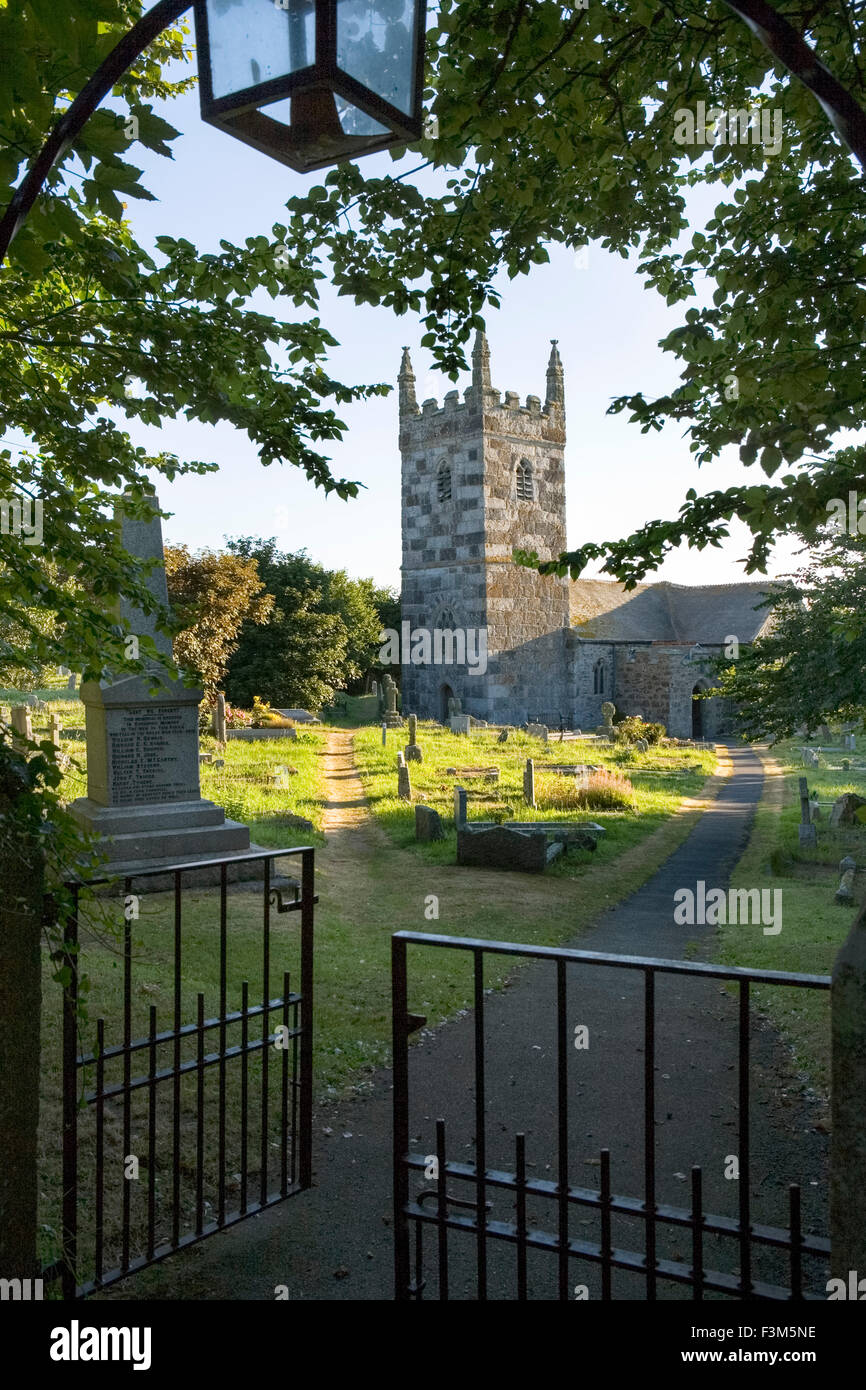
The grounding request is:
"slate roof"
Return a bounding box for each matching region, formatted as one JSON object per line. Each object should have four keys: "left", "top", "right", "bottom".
{"left": 570, "top": 579, "right": 773, "bottom": 644}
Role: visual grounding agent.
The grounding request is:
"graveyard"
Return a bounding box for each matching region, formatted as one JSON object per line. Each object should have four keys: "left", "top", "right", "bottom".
{"left": 9, "top": 670, "right": 728, "bottom": 1286}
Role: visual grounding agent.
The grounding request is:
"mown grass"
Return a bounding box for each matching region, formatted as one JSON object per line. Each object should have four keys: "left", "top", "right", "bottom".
{"left": 720, "top": 735, "right": 866, "bottom": 1094}
{"left": 353, "top": 721, "right": 716, "bottom": 875}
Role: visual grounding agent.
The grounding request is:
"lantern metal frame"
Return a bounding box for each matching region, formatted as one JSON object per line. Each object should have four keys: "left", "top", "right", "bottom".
{"left": 193, "top": 0, "right": 427, "bottom": 173}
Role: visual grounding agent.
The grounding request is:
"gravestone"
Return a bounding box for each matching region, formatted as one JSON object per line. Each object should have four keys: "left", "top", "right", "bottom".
{"left": 450, "top": 714, "right": 471, "bottom": 735}
{"left": 523, "top": 758, "right": 536, "bottom": 808}
{"left": 371, "top": 680, "right": 378, "bottom": 699}
{"left": 526, "top": 722, "right": 548, "bottom": 742}
{"left": 213, "top": 692, "right": 227, "bottom": 744}
{"left": 635, "top": 738, "right": 649, "bottom": 753}
{"left": 382, "top": 674, "right": 403, "bottom": 728}
{"left": 830, "top": 793, "right": 866, "bottom": 829}
{"left": 598, "top": 701, "right": 616, "bottom": 740}
{"left": 397, "top": 751, "right": 412, "bottom": 800}
{"left": 405, "top": 712, "right": 423, "bottom": 762}
{"left": 836, "top": 856, "right": 857, "bottom": 905}
{"left": 70, "top": 492, "right": 256, "bottom": 880}
{"left": 381, "top": 722, "right": 387, "bottom": 746}
{"left": 453, "top": 785, "right": 468, "bottom": 828}
{"left": 799, "top": 777, "right": 818, "bottom": 848}
{"left": 67, "top": 673, "right": 77, "bottom": 691}
{"left": 497, "top": 728, "right": 509, "bottom": 743}
{"left": 844, "top": 733, "right": 857, "bottom": 752}
{"left": 11, "top": 706, "right": 32, "bottom": 741}
{"left": 49, "top": 714, "right": 62, "bottom": 750}
{"left": 415, "top": 805, "right": 445, "bottom": 842}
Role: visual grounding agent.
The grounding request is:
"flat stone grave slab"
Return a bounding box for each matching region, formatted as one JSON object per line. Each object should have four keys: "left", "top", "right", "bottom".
{"left": 444, "top": 765, "right": 500, "bottom": 783}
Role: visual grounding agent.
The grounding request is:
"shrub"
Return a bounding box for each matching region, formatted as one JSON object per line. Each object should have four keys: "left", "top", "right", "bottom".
{"left": 613, "top": 716, "right": 666, "bottom": 746}
{"left": 537, "top": 768, "right": 636, "bottom": 811}
{"left": 251, "top": 696, "right": 294, "bottom": 728}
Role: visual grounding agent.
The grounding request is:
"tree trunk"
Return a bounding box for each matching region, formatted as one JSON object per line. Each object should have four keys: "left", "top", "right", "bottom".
{"left": 0, "top": 801, "right": 44, "bottom": 1279}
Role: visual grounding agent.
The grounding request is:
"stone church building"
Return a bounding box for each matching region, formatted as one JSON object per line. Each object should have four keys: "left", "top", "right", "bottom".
{"left": 398, "top": 333, "right": 771, "bottom": 738}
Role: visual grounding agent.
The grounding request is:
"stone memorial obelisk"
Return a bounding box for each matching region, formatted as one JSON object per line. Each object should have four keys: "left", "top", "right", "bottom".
{"left": 71, "top": 492, "right": 254, "bottom": 881}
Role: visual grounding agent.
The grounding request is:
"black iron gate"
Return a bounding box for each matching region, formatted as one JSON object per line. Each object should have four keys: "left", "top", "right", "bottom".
{"left": 392, "top": 931, "right": 831, "bottom": 1301}
{"left": 51, "top": 847, "right": 314, "bottom": 1299}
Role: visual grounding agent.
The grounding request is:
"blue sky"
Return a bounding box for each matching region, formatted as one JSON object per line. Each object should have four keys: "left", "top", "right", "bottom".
{"left": 116, "top": 59, "right": 799, "bottom": 594}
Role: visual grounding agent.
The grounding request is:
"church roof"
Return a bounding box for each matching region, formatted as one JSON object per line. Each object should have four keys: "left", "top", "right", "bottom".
{"left": 570, "top": 579, "right": 773, "bottom": 644}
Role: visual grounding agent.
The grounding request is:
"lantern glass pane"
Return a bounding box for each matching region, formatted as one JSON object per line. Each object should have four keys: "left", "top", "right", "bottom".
{"left": 205, "top": 0, "right": 315, "bottom": 100}
{"left": 336, "top": 0, "right": 418, "bottom": 115}
{"left": 335, "top": 96, "right": 389, "bottom": 136}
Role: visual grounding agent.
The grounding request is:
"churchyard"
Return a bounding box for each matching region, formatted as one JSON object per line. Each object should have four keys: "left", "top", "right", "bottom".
{"left": 16, "top": 677, "right": 723, "bottom": 1285}
{"left": 355, "top": 720, "right": 716, "bottom": 873}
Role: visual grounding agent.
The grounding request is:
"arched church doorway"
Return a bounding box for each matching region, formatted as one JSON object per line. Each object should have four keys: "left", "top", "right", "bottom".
{"left": 691, "top": 683, "right": 704, "bottom": 739}
{"left": 440, "top": 683, "right": 454, "bottom": 725}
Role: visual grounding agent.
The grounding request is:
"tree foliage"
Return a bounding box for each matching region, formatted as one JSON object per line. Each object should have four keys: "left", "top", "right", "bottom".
{"left": 711, "top": 534, "right": 866, "bottom": 740}
{"left": 224, "top": 539, "right": 391, "bottom": 710}
{"left": 0, "top": 0, "right": 386, "bottom": 701}
{"left": 164, "top": 544, "right": 274, "bottom": 696}
{"left": 284, "top": 0, "right": 866, "bottom": 584}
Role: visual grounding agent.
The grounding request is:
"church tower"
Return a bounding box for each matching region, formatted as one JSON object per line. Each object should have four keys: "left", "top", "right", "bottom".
{"left": 399, "top": 334, "right": 571, "bottom": 725}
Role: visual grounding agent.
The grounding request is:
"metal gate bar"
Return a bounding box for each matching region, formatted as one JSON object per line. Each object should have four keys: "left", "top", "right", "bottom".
{"left": 55, "top": 846, "right": 314, "bottom": 1299}
{"left": 392, "top": 931, "right": 831, "bottom": 1301}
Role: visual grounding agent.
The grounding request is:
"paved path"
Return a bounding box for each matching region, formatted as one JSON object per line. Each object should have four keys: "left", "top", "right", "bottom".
{"left": 113, "top": 743, "right": 828, "bottom": 1301}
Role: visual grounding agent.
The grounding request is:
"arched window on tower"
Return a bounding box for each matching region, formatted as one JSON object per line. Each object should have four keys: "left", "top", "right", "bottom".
{"left": 516, "top": 459, "right": 534, "bottom": 500}
{"left": 593, "top": 659, "right": 605, "bottom": 695}
{"left": 436, "top": 459, "right": 452, "bottom": 502}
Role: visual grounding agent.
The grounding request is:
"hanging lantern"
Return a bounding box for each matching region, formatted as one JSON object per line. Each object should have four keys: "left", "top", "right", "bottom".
{"left": 193, "top": 0, "right": 427, "bottom": 174}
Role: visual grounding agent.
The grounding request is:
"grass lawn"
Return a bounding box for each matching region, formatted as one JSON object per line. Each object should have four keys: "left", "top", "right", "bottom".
{"left": 353, "top": 721, "right": 716, "bottom": 874}
{"left": 720, "top": 736, "right": 866, "bottom": 1093}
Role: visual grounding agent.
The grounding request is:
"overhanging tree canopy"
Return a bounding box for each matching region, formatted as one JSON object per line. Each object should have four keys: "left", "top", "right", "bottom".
{"left": 283, "top": 0, "right": 866, "bottom": 584}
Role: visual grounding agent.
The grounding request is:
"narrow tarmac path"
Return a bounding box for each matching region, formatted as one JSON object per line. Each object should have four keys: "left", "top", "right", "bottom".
{"left": 119, "top": 739, "right": 828, "bottom": 1300}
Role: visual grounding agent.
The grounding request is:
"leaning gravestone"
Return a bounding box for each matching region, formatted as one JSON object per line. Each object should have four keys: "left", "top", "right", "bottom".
{"left": 829, "top": 793, "right": 866, "bottom": 828}
{"left": 835, "top": 856, "right": 857, "bottom": 905}
{"left": 11, "top": 706, "right": 33, "bottom": 741}
{"left": 70, "top": 492, "right": 256, "bottom": 884}
{"left": 799, "top": 777, "right": 818, "bottom": 848}
{"left": 397, "top": 751, "right": 412, "bottom": 801}
{"left": 415, "top": 805, "right": 445, "bottom": 842}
